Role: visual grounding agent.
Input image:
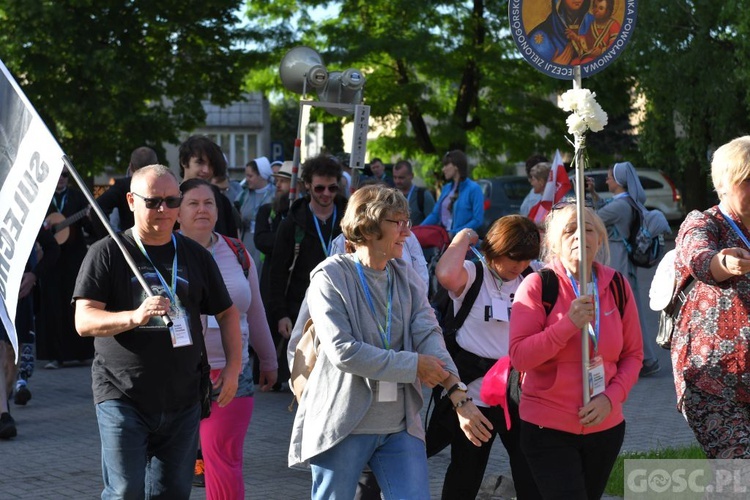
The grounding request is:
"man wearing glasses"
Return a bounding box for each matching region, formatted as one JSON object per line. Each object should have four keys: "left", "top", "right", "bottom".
{"left": 268, "top": 155, "right": 346, "bottom": 385}
{"left": 73, "top": 164, "right": 242, "bottom": 498}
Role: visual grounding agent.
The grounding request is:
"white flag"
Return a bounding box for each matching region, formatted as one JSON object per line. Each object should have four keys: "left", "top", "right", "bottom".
{"left": 0, "top": 58, "right": 65, "bottom": 356}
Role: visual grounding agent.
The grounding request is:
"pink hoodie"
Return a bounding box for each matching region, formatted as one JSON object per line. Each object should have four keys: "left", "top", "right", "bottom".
{"left": 509, "top": 259, "right": 643, "bottom": 434}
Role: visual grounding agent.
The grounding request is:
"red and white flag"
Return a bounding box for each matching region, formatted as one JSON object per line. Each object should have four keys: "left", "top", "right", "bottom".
{"left": 527, "top": 150, "right": 571, "bottom": 224}
{"left": 0, "top": 58, "right": 65, "bottom": 355}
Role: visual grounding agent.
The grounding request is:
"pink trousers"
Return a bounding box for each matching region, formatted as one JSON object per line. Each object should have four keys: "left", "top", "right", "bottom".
{"left": 200, "top": 393, "right": 254, "bottom": 500}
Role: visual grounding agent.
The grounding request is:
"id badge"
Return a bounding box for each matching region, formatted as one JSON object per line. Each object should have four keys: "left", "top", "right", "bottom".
{"left": 588, "top": 355, "right": 606, "bottom": 398}
{"left": 491, "top": 297, "right": 510, "bottom": 322}
{"left": 378, "top": 381, "right": 397, "bottom": 402}
{"left": 169, "top": 307, "right": 193, "bottom": 348}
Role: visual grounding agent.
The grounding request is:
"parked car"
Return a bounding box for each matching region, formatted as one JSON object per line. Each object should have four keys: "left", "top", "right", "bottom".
{"left": 584, "top": 169, "right": 685, "bottom": 221}
{"left": 476, "top": 176, "right": 530, "bottom": 237}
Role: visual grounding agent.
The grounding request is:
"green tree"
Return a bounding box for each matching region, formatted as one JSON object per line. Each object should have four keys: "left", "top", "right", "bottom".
{"left": 244, "top": 0, "right": 635, "bottom": 179}
{"left": 0, "top": 0, "right": 250, "bottom": 174}
{"left": 625, "top": 0, "right": 750, "bottom": 211}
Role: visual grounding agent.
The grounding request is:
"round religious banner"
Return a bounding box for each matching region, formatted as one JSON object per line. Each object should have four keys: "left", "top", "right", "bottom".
{"left": 509, "top": 0, "right": 637, "bottom": 79}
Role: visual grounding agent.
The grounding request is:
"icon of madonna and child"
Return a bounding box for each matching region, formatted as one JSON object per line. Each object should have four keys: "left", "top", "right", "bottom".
{"left": 528, "top": 0, "right": 622, "bottom": 66}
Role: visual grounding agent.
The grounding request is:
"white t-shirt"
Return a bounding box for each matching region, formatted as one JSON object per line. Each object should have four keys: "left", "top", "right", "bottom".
{"left": 449, "top": 259, "right": 541, "bottom": 406}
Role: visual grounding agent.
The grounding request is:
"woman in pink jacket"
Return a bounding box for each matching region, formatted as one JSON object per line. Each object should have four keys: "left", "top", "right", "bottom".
{"left": 509, "top": 203, "right": 642, "bottom": 499}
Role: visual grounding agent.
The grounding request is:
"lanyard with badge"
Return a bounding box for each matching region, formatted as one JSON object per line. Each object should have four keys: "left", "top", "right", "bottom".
{"left": 133, "top": 233, "right": 192, "bottom": 348}
{"left": 568, "top": 269, "right": 605, "bottom": 398}
{"left": 52, "top": 190, "right": 67, "bottom": 213}
{"left": 355, "top": 256, "right": 397, "bottom": 402}
{"left": 312, "top": 204, "right": 337, "bottom": 256}
{"left": 470, "top": 246, "right": 512, "bottom": 321}
{"left": 719, "top": 204, "right": 750, "bottom": 249}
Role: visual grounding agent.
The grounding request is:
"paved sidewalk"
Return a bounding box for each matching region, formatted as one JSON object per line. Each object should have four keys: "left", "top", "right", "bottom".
{"left": 0, "top": 348, "right": 694, "bottom": 499}
{"left": 0, "top": 248, "right": 698, "bottom": 498}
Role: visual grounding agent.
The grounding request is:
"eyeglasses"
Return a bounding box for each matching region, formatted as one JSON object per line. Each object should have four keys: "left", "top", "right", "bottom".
{"left": 384, "top": 218, "right": 412, "bottom": 230}
{"left": 131, "top": 192, "right": 183, "bottom": 209}
{"left": 312, "top": 184, "right": 339, "bottom": 194}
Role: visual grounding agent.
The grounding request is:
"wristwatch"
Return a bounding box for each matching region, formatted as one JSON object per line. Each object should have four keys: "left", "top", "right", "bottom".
{"left": 446, "top": 382, "right": 468, "bottom": 398}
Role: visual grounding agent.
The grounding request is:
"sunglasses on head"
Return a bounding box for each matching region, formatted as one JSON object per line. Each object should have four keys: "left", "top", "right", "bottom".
{"left": 551, "top": 198, "right": 594, "bottom": 211}
{"left": 312, "top": 184, "right": 339, "bottom": 194}
{"left": 132, "top": 192, "right": 182, "bottom": 209}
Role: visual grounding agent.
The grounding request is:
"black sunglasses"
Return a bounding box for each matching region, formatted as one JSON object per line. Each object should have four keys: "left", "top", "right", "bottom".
{"left": 131, "top": 192, "right": 182, "bottom": 209}
{"left": 312, "top": 184, "right": 339, "bottom": 194}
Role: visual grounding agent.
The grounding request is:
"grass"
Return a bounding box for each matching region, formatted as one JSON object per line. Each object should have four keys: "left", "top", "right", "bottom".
{"left": 605, "top": 444, "right": 706, "bottom": 497}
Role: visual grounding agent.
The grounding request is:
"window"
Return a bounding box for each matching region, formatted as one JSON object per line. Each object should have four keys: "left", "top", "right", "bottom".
{"left": 206, "top": 132, "right": 257, "bottom": 169}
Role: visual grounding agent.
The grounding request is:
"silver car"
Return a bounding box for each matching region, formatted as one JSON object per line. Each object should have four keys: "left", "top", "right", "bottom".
{"left": 585, "top": 169, "right": 685, "bottom": 222}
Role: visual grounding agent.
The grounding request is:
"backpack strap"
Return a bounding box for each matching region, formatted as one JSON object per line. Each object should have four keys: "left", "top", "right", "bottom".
{"left": 537, "top": 268, "right": 627, "bottom": 318}
{"left": 538, "top": 268, "right": 559, "bottom": 316}
{"left": 444, "top": 260, "right": 484, "bottom": 334}
{"left": 286, "top": 224, "right": 306, "bottom": 292}
{"left": 609, "top": 271, "right": 626, "bottom": 317}
{"left": 220, "top": 234, "right": 251, "bottom": 278}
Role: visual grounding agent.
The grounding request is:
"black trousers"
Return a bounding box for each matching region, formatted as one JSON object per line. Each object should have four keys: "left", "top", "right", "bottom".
{"left": 442, "top": 404, "right": 541, "bottom": 500}
{"left": 520, "top": 420, "right": 625, "bottom": 500}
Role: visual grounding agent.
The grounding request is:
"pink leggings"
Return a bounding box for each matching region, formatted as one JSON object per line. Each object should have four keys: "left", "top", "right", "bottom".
{"left": 200, "top": 394, "right": 254, "bottom": 500}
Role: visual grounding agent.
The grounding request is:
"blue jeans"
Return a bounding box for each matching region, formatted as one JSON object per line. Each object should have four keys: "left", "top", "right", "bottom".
{"left": 309, "top": 430, "right": 430, "bottom": 500}
{"left": 96, "top": 399, "right": 200, "bottom": 500}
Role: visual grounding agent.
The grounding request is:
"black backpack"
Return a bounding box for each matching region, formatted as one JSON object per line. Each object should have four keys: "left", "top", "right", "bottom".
{"left": 623, "top": 197, "right": 666, "bottom": 268}
{"left": 432, "top": 264, "right": 627, "bottom": 356}
{"left": 536, "top": 268, "right": 626, "bottom": 317}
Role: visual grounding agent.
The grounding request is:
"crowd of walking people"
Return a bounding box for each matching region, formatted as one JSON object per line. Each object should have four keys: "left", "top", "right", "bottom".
{"left": 1, "top": 133, "right": 749, "bottom": 499}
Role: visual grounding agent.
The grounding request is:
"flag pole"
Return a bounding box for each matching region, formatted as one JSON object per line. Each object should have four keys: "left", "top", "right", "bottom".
{"left": 572, "top": 66, "right": 591, "bottom": 406}
{"left": 61, "top": 155, "right": 172, "bottom": 328}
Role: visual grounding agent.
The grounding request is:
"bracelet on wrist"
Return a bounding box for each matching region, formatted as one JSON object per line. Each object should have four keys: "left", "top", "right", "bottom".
{"left": 452, "top": 396, "right": 473, "bottom": 410}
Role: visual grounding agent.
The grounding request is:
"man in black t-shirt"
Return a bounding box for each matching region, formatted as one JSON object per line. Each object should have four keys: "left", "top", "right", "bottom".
{"left": 73, "top": 165, "right": 242, "bottom": 498}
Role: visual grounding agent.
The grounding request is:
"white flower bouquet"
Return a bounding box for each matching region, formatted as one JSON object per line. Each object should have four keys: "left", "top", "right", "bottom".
{"left": 559, "top": 88, "right": 608, "bottom": 136}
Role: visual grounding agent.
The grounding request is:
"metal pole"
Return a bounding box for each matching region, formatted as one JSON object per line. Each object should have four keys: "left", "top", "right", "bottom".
{"left": 288, "top": 99, "right": 357, "bottom": 202}
{"left": 62, "top": 155, "right": 172, "bottom": 327}
{"left": 572, "top": 66, "right": 590, "bottom": 405}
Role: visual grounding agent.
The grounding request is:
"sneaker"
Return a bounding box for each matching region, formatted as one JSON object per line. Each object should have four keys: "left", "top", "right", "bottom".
{"left": 44, "top": 360, "right": 60, "bottom": 370}
{"left": 193, "top": 458, "right": 205, "bottom": 488}
{"left": 640, "top": 360, "right": 661, "bottom": 378}
{"left": 14, "top": 385, "right": 31, "bottom": 406}
{"left": 0, "top": 413, "right": 17, "bottom": 439}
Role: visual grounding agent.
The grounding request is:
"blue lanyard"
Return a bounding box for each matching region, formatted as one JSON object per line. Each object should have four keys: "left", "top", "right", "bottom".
{"left": 469, "top": 246, "right": 505, "bottom": 291}
{"left": 312, "top": 204, "right": 337, "bottom": 256}
{"left": 719, "top": 204, "right": 750, "bottom": 249}
{"left": 354, "top": 256, "right": 393, "bottom": 349}
{"left": 52, "top": 190, "right": 67, "bottom": 212}
{"left": 133, "top": 233, "right": 178, "bottom": 304}
{"left": 567, "top": 269, "right": 600, "bottom": 353}
{"left": 406, "top": 185, "right": 415, "bottom": 203}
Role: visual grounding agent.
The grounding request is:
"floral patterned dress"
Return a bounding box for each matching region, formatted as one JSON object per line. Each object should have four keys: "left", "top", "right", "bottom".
{"left": 673, "top": 206, "right": 750, "bottom": 456}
